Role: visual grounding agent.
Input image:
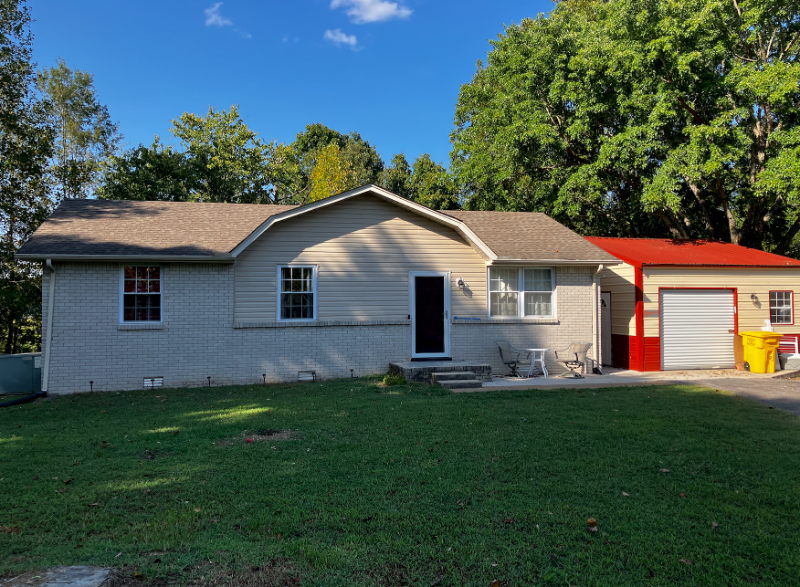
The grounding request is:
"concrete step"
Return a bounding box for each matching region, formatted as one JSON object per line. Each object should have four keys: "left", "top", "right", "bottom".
{"left": 431, "top": 371, "right": 477, "bottom": 382}
{"left": 438, "top": 379, "right": 483, "bottom": 390}
{"left": 389, "top": 361, "right": 492, "bottom": 383}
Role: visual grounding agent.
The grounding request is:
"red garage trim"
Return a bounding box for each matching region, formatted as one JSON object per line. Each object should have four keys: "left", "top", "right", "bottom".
{"left": 769, "top": 290, "right": 795, "bottom": 326}
{"left": 634, "top": 265, "right": 645, "bottom": 371}
{"left": 643, "top": 337, "right": 661, "bottom": 371}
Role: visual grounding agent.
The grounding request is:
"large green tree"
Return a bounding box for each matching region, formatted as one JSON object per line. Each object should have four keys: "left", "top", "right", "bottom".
{"left": 97, "top": 136, "right": 194, "bottom": 202}
{"left": 308, "top": 143, "right": 352, "bottom": 202}
{"left": 36, "top": 58, "right": 120, "bottom": 199}
{"left": 289, "top": 123, "right": 384, "bottom": 201}
{"left": 170, "top": 105, "right": 275, "bottom": 203}
{"left": 0, "top": 0, "right": 53, "bottom": 353}
{"left": 381, "top": 153, "right": 412, "bottom": 198}
{"left": 409, "top": 154, "right": 459, "bottom": 210}
{"left": 452, "top": 0, "right": 800, "bottom": 251}
{"left": 99, "top": 106, "right": 277, "bottom": 204}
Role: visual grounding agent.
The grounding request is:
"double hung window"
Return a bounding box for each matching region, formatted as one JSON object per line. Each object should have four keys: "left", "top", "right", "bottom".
{"left": 770, "top": 291, "right": 793, "bottom": 325}
{"left": 279, "top": 266, "right": 316, "bottom": 320}
{"left": 489, "top": 267, "right": 554, "bottom": 317}
{"left": 121, "top": 266, "right": 161, "bottom": 322}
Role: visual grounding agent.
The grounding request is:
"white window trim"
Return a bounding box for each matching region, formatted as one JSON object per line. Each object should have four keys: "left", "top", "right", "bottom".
{"left": 486, "top": 266, "right": 556, "bottom": 319}
{"left": 769, "top": 290, "right": 793, "bottom": 325}
{"left": 276, "top": 264, "right": 318, "bottom": 322}
{"left": 119, "top": 265, "right": 163, "bottom": 324}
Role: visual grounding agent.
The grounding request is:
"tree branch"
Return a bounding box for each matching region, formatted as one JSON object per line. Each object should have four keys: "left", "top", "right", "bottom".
{"left": 775, "top": 216, "right": 800, "bottom": 256}
{"left": 676, "top": 96, "right": 707, "bottom": 125}
{"left": 780, "top": 30, "right": 800, "bottom": 60}
{"left": 656, "top": 208, "right": 690, "bottom": 240}
{"left": 688, "top": 181, "right": 718, "bottom": 238}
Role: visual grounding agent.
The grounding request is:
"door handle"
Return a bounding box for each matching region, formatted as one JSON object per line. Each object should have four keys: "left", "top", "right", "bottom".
{"left": 444, "top": 310, "right": 448, "bottom": 319}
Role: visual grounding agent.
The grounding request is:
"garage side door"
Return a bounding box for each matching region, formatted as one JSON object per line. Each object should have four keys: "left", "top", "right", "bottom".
{"left": 661, "top": 290, "right": 735, "bottom": 370}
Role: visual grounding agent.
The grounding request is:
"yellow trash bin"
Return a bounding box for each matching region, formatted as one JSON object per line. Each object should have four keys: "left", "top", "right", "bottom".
{"left": 739, "top": 332, "right": 783, "bottom": 373}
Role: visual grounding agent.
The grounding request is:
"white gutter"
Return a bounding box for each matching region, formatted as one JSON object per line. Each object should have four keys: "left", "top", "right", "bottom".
{"left": 487, "top": 259, "right": 621, "bottom": 266}
{"left": 42, "top": 259, "right": 56, "bottom": 393}
{"left": 16, "top": 254, "right": 234, "bottom": 263}
{"left": 592, "top": 264, "right": 604, "bottom": 371}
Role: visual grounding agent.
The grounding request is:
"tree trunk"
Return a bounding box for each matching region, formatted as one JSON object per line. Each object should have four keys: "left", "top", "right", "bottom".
{"left": 4, "top": 317, "right": 14, "bottom": 354}
{"left": 10, "top": 319, "right": 18, "bottom": 355}
{"left": 688, "top": 182, "right": 718, "bottom": 238}
{"left": 774, "top": 216, "right": 800, "bottom": 256}
{"left": 656, "top": 208, "right": 691, "bottom": 240}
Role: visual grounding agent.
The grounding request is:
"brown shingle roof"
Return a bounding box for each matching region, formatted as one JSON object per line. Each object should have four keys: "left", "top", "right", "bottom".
{"left": 16, "top": 199, "right": 297, "bottom": 259}
{"left": 16, "top": 193, "right": 619, "bottom": 264}
{"left": 442, "top": 211, "right": 619, "bottom": 262}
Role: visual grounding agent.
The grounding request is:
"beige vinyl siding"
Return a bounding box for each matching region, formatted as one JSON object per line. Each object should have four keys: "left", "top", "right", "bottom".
{"left": 234, "top": 195, "right": 489, "bottom": 322}
{"left": 598, "top": 263, "right": 636, "bottom": 336}
{"left": 643, "top": 267, "right": 800, "bottom": 337}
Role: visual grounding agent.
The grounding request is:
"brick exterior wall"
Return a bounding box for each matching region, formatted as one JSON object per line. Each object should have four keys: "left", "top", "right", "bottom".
{"left": 453, "top": 266, "right": 598, "bottom": 376}
{"left": 43, "top": 263, "right": 597, "bottom": 394}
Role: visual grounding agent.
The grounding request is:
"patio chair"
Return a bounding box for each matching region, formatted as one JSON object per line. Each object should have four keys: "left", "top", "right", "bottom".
{"left": 554, "top": 342, "right": 593, "bottom": 379}
{"left": 494, "top": 339, "right": 531, "bottom": 378}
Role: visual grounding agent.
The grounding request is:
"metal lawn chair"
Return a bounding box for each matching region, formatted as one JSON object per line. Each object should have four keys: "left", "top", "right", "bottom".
{"left": 554, "top": 342, "right": 593, "bottom": 379}
{"left": 494, "top": 339, "right": 531, "bottom": 378}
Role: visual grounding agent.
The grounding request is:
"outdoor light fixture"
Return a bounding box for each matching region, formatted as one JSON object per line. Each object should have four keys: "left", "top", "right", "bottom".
{"left": 456, "top": 278, "right": 465, "bottom": 289}
{"left": 751, "top": 293, "right": 759, "bottom": 302}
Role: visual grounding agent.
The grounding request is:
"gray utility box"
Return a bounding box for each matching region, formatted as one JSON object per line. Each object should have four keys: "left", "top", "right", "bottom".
{"left": 0, "top": 353, "right": 42, "bottom": 394}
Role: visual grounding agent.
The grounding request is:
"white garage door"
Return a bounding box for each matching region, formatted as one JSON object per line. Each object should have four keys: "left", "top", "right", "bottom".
{"left": 661, "top": 290, "right": 735, "bottom": 370}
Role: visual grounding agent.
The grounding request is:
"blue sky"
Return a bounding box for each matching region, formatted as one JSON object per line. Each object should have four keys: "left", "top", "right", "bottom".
{"left": 31, "top": 0, "right": 552, "bottom": 167}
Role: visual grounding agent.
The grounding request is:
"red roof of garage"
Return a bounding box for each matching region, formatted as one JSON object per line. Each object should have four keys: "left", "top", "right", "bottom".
{"left": 584, "top": 237, "right": 800, "bottom": 268}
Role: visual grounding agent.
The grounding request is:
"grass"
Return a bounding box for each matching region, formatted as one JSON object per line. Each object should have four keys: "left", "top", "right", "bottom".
{"left": 1, "top": 377, "right": 799, "bottom": 586}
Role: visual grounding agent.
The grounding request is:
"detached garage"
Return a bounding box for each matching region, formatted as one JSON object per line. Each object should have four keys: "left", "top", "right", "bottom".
{"left": 585, "top": 238, "right": 800, "bottom": 371}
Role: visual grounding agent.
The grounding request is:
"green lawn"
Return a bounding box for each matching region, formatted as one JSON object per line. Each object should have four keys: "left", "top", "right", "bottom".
{"left": 1, "top": 378, "right": 799, "bottom": 586}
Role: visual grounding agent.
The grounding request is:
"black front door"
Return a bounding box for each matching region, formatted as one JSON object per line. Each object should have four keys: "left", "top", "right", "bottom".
{"left": 414, "top": 276, "right": 445, "bottom": 355}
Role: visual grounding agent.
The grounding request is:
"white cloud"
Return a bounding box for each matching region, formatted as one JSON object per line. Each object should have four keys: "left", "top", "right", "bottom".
{"left": 324, "top": 28, "right": 358, "bottom": 48}
{"left": 204, "top": 3, "right": 251, "bottom": 38}
{"left": 330, "top": 0, "right": 412, "bottom": 24}
{"left": 205, "top": 2, "right": 232, "bottom": 27}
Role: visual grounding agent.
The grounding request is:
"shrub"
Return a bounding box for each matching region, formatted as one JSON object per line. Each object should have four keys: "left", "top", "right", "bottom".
{"left": 382, "top": 373, "right": 406, "bottom": 386}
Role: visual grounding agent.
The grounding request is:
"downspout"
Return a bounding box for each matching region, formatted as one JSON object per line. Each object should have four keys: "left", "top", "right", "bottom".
{"left": 592, "top": 265, "right": 604, "bottom": 371}
{"left": 42, "top": 259, "right": 56, "bottom": 393}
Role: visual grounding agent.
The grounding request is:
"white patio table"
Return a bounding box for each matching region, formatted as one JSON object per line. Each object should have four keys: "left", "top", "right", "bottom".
{"left": 524, "top": 348, "right": 550, "bottom": 378}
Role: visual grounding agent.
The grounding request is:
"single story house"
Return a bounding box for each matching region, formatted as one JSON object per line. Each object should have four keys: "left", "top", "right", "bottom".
{"left": 585, "top": 237, "right": 800, "bottom": 371}
{"left": 16, "top": 185, "right": 619, "bottom": 393}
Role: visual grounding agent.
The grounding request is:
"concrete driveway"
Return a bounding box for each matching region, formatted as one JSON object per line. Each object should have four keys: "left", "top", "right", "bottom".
{"left": 474, "top": 368, "right": 800, "bottom": 416}
{"left": 687, "top": 377, "right": 800, "bottom": 415}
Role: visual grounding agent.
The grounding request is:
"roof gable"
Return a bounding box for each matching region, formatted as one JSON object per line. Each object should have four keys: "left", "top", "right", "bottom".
{"left": 229, "top": 185, "right": 496, "bottom": 259}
